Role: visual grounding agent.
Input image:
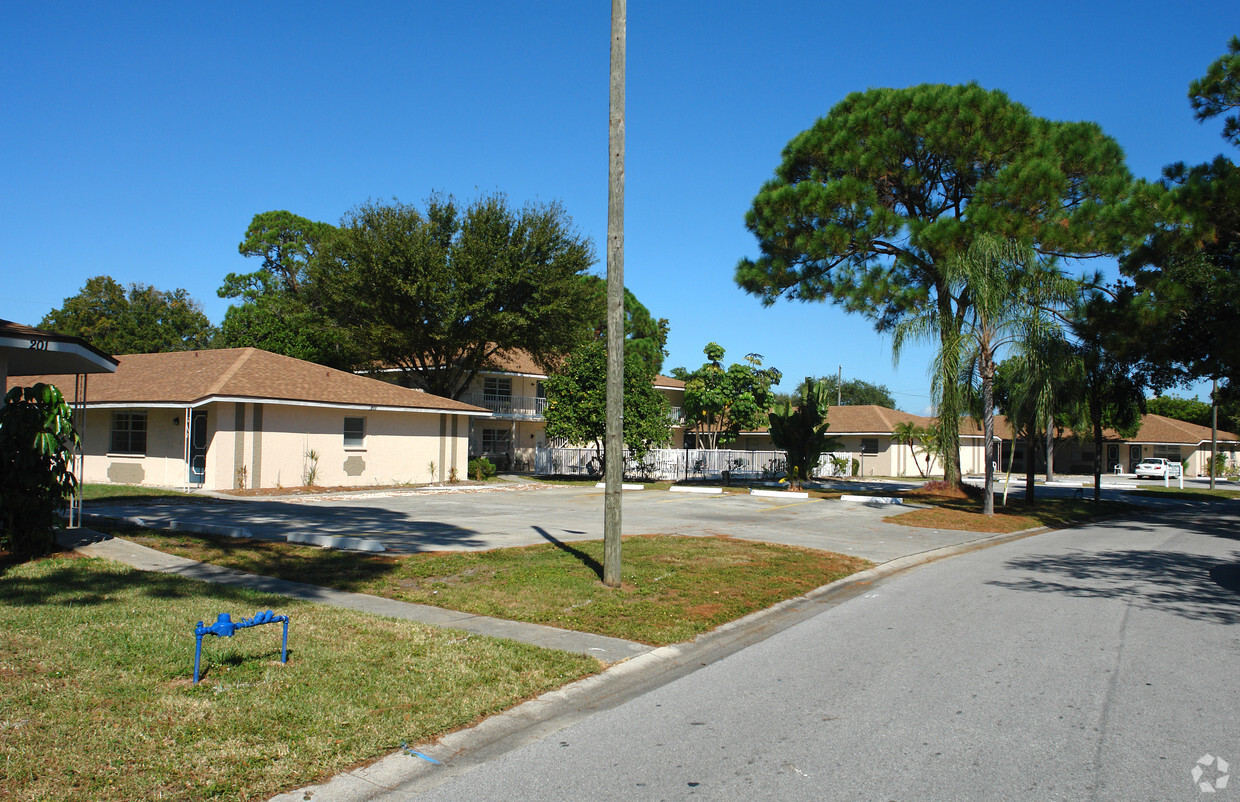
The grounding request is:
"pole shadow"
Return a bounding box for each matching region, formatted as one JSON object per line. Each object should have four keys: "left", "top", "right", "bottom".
{"left": 532, "top": 525, "right": 603, "bottom": 580}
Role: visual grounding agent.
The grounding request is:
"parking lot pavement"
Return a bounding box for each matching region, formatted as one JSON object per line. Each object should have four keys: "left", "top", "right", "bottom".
{"left": 82, "top": 482, "right": 1034, "bottom": 564}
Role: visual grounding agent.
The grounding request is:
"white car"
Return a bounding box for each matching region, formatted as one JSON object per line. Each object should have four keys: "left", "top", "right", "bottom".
{"left": 1135, "top": 458, "right": 1177, "bottom": 479}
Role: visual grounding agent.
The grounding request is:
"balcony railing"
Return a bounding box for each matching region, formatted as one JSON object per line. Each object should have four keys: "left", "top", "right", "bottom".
{"left": 466, "top": 392, "right": 548, "bottom": 419}
{"left": 467, "top": 393, "right": 683, "bottom": 424}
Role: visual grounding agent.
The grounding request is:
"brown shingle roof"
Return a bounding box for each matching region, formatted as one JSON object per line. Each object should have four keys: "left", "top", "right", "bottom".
{"left": 824, "top": 405, "right": 935, "bottom": 433}
{"left": 1128, "top": 413, "right": 1239, "bottom": 445}
{"left": 9, "top": 348, "right": 489, "bottom": 414}
{"left": 471, "top": 347, "right": 685, "bottom": 388}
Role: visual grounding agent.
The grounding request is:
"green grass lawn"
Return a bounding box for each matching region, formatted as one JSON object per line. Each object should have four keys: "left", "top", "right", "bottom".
{"left": 81, "top": 483, "right": 203, "bottom": 501}
{"left": 0, "top": 554, "right": 599, "bottom": 802}
{"left": 888, "top": 491, "right": 1138, "bottom": 533}
{"left": 112, "top": 530, "right": 872, "bottom": 646}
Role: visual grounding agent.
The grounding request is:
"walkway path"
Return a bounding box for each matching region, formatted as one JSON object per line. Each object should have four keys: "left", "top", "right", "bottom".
{"left": 57, "top": 528, "right": 653, "bottom": 663}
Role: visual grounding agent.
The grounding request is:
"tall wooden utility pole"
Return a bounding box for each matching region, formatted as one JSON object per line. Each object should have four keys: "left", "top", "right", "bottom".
{"left": 1211, "top": 376, "right": 1219, "bottom": 491}
{"left": 603, "top": 0, "right": 625, "bottom": 587}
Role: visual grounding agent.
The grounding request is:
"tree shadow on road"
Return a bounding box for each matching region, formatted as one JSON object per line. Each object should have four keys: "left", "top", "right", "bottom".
{"left": 989, "top": 509, "right": 1240, "bottom": 626}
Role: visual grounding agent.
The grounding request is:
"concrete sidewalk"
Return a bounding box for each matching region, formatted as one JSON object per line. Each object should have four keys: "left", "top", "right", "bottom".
{"left": 56, "top": 528, "right": 652, "bottom": 664}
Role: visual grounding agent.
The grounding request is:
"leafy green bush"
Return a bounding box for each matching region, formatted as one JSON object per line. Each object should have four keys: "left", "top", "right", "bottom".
{"left": 0, "top": 384, "right": 79, "bottom": 557}
{"left": 469, "top": 457, "right": 497, "bottom": 481}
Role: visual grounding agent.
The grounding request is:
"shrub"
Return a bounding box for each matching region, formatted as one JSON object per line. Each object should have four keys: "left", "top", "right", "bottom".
{"left": 469, "top": 457, "right": 497, "bottom": 481}
{"left": 0, "top": 384, "right": 79, "bottom": 557}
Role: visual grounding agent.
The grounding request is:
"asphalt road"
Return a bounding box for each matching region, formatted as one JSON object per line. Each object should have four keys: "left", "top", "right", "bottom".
{"left": 404, "top": 499, "right": 1240, "bottom": 801}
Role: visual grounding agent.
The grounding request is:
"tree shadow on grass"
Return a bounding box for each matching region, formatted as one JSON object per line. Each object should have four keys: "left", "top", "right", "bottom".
{"left": 532, "top": 526, "right": 603, "bottom": 580}
{"left": 0, "top": 558, "right": 284, "bottom": 609}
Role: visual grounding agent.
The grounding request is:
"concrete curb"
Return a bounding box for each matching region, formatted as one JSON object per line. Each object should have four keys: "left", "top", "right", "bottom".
{"left": 840, "top": 494, "right": 903, "bottom": 505}
{"left": 668, "top": 486, "right": 722, "bottom": 494}
{"left": 79, "top": 512, "right": 255, "bottom": 539}
{"left": 286, "top": 533, "right": 386, "bottom": 552}
{"left": 750, "top": 488, "right": 809, "bottom": 499}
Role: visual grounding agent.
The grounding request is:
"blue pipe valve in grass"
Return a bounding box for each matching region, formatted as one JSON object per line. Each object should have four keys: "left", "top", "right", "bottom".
{"left": 193, "top": 610, "right": 289, "bottom": 684}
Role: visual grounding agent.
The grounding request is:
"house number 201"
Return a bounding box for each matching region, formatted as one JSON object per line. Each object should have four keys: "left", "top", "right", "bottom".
{"left": 28, "top": 339, "right": 48, "bottom": 350}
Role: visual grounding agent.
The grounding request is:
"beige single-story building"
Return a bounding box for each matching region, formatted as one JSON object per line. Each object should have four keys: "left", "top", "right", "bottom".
{"left": 722, "top": 405, "right": 995, "bottom": 478}
{"left": 10, "top": 347, "right": 490, "bottom": 491}
{"left": 711, "top": 406, "right": 1239, "bottom": 479}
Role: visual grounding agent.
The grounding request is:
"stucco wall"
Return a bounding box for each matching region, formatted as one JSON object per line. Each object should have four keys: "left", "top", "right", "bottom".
{"left": 240, "top": 404, "right": 465, "bottom": 490}
{"left": 77, "top": 402, "right": 470, "bottom": 490}
{"left": 78, "top": 407, "right": 192, "bottom": 487}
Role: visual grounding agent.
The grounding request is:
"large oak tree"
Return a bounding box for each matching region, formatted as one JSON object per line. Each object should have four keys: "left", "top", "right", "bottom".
{"left": 314, "top": 193, "right": 596, "bottom": 400}
{"left": 41, "top": 275, "right": 215, "bottom": 354}
{"left": 736, "top": 83, "right": 1142, "bottom": 484}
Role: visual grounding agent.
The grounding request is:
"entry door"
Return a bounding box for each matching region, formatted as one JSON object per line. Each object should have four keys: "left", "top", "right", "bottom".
{"left": 1128, "top": 444, "right": 1142, "bottom": 472}
{"left": 1106, "top": 444, "right": 1119, "bottom": 472}
{"left": 189, "top": 411, "right": 208, "bottom": 484}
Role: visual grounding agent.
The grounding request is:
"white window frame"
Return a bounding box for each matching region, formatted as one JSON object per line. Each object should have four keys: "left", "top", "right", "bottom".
{"left": 344, "top": 416, "right": 366, "bottom": 449}
{"left": 110, "top": 410, "right": 148, "bottom": 456}
{"left": 481, "top": 428, "right": 511, "bottom": 453}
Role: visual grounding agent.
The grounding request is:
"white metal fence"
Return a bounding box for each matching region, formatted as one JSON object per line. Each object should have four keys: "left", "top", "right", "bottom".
{"left": 535, "top": 447, "right": 859, "bottom": 481}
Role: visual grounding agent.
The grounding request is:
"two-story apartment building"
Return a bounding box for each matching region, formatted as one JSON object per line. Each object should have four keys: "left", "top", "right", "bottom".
{"left": 371, "top": 348, "right": 686, "bottom": 471}
{"left": 458, "top": 350, "right": 686, "bottom": 470}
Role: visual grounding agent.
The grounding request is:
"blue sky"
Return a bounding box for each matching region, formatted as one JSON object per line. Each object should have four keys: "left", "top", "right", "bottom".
{"left": 3, "top": 2, "right": 1235, "bottom": 411}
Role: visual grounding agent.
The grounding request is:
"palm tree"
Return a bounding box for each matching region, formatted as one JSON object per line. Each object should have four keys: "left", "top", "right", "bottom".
{"left": 896, "top": 236, "right": 1078, "bottom": 514}
{"left": 1063, "top": 292, "right": 1146, "bottom": 502}
{"left": 767, "top": 377, "right": 838, "bottom": 489}
{"left": 891, "top": 420, "right": 929, "bottom": 478}
{"left": 992, "top": 337, "right": 1074, "bottom": 504}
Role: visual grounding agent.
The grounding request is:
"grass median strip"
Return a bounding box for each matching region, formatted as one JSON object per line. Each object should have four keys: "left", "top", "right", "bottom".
{"left": 887, "top": 491, "right": 1137, "bottom": 533}
{"left": 113, "top": 530, "right": 872, "bottom": 646}
{"left": 0, "top": 554, "right": 599, "bottom": 802}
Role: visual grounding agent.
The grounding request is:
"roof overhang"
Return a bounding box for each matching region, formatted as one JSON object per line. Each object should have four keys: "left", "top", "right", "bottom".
{"left": 0, "top": 324, "right": 118, "bottom": 376}
{"left": 70, "top": 395, "right": 494, "bottom": 417}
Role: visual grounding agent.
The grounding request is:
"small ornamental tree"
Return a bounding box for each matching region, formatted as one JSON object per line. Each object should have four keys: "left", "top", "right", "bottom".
{"left": 0, "top": 384, "right": 80, "bottom": 558}
{"left": 680, "top": 344, "right": 781, "bottom": 449}
{"left": 891, "top": 420, "right": 930, "bottom": 478}
{"left": 543, "top": 340, "right": 671, "bottom": 469}
{"left": 767, "top": 378, "right": 838, "bottom": 487}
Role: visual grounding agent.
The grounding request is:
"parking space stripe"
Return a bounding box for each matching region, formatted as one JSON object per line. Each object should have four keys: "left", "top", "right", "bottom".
{"left": 758, "top": 499, "right": 822, "bottom": 512}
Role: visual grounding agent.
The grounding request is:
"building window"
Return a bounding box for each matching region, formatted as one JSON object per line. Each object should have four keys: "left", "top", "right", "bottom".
{"left": 860, "top": 438, "right": 879, "bottom": 455}
{"left": 482, "top": 428, "right": 511, "bottom": 453}
{"left": 484, "top": 377, "right": 512, "bottom": 400}
{"left": 344, "top": 417, "right": 366, "bottom": 448}
{"left": 1152, "top": 445, "right": 1182, "bottom": 461}
{"left": 111, "top": 411, "right": 148, "bottom": 455}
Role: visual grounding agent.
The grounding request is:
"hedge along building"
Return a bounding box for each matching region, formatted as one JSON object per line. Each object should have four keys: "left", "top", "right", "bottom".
{"left": 9, "top": 347, "right": 490, "bottom": 491}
